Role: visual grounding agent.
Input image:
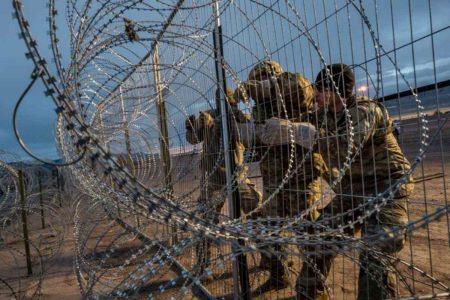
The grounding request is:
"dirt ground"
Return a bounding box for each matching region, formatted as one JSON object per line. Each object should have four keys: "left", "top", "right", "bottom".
{"left": 1, "top": 113, "right": 449, "bottom": 299}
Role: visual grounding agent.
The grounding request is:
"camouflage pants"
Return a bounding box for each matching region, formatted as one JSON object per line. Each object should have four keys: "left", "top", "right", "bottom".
{"left": 198, "top": 179, "right": 262, "bottom": 221}
{"left": 196, "top": 179, "right": 262, "bottom": 276}
{"left": 296, "top": 192, "right": 409, "bottom": 300}
{"left": 264, "top": 180, "right": 321, "bottom": 220}
{"left": 260, "top": 180, "right": 321, "bottom": 278}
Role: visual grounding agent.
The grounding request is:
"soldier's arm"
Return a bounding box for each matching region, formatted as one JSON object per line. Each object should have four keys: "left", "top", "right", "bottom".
{"left": 257, "top": 117, "right": 318, "bottom": 150}
{"left": 319, "top": 104, "right": 377, "bottom": 162}
{"left": 348, "top": 104, "right": 378, "bottom": 149}
{"left": 235, "top": 79, "right": 276, "bottom": 103}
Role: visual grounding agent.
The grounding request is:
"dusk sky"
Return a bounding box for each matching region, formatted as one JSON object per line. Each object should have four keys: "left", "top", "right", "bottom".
{"left": 1, "top": 2, "right": 63, "bottom": 161}
{"left": 1, "top": 1, "right": 449, "bottom": 162}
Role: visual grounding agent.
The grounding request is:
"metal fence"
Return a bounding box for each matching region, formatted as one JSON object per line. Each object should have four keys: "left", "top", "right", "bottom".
{"left": 3, "top": 0, "right": 450, "bottom": 299}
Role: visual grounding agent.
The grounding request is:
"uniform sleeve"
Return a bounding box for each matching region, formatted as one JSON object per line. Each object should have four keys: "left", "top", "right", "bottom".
{"left": 319, "top": 103, "right": 378, "bottom": 162}
{"left": 258, "top": 117, "right": 317, "bottom": 150}
{"left": 348, "top": 103, "right": 378, "bottom": 147}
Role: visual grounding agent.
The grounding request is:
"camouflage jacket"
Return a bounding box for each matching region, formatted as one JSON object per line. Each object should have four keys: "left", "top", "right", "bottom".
{"left": 248, "top": 72, "right": 327, "bottom": 191}
{"left": 253, "top": 101, "right": 326, "bottom": 191}
{"left": 315, "top": 96, "right": 413, "bottom": 195}
{"left": 252, "top": 72, "right": 313, "bottom": 124}
{"left": 257, "top": 117, "right": 327, "bottom": 191}
{"left": 186, "top": 107, "right": 251, "bottom": 189}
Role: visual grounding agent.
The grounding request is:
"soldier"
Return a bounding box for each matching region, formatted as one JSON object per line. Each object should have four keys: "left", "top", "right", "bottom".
{"left": 185, "top": 88, "right": 262, "bottom": 277}
{"left": 296, "top": 64, "right": 414, "bottom": 300}
{"left": 236, "top": 61, "right": 326, "bottom": 291}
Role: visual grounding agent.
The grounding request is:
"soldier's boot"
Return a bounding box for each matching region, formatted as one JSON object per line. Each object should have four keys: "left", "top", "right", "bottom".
{"left": 259, "top": 255, "right": 290, "bottom": 291}
{"left": 296, "top": 255, "right": 333, "bottom": 300}
{"left": 357, "top": 252, "right": 397, "bottom": 300}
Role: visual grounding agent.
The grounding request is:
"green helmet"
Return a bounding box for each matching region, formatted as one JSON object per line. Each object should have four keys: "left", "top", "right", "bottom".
{"left": 247, "top": 60, "right": 283, "bottom": 81}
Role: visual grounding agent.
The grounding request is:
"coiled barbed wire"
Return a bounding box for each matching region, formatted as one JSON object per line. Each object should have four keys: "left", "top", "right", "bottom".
{"left": 7, "top": 0, "right": 450, "bottom": 298}
{"left": 0, "top": 152, "right": 67, "bottom": 299}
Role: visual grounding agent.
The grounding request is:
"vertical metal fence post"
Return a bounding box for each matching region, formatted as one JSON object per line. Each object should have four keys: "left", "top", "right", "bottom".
{"left": 120, "top": 87, "right": 140, "bottom": 228}
{"left": 18, "top": 169, "right": 32, "bottom": 276}
{"left": 212, "top": 1, "right": 251, "bottom": 298}
{"left": 37, "top": 172, "right": 45, "bottom": 229}
{"left": 152, "top": 43, "right": 177, "bottom": 245}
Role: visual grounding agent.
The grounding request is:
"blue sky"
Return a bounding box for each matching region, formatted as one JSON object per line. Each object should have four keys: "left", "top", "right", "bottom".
{"left": 1, "top": 1, "right": 61, "bottom": 161}
{"left": 1, "top": 1, "right": 449, "bottom": 162}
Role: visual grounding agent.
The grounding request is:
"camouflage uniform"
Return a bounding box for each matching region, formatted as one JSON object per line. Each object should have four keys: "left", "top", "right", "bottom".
{"left": 241, "top": 65, "right": 326, "bottom": 288}
{"left": 185, "top": 96, "right": 262, "bottom": 274}
{"left": 297, "top": 96, "right": 414, "bottom": 300}
{"left": 186, "top": 106, "right": 262, "bottom": 218}
{"left": 254, "top": 72, "right": 325, "bottom": 222}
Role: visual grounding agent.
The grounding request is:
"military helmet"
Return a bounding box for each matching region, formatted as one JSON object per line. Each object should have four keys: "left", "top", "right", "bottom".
{"left": 315, "top": 63, "right": 355, "bottom": 97}
{"left": 247, "top": 60, "right": 283, "bottom": 81}
{"left": 277, "top": 72, "right": 314, "bottom": 111}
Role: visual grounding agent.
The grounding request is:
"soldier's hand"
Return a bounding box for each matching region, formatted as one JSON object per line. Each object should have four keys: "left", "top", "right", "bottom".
{"left": 185, "top": 115, "right": 196, "bottom": 129}
{"left": 246, "top": 79, "right": 274, "bottom": 103}
{"left": 198, "top": 111, "right": 214, "bottom": 129}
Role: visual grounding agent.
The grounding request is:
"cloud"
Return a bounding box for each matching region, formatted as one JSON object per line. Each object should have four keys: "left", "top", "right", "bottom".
{"left": 357, "top": 56, "right": 450, "bottom": 87}
{"left": 382, "top": 56, "right": 450, "bottom": 80}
